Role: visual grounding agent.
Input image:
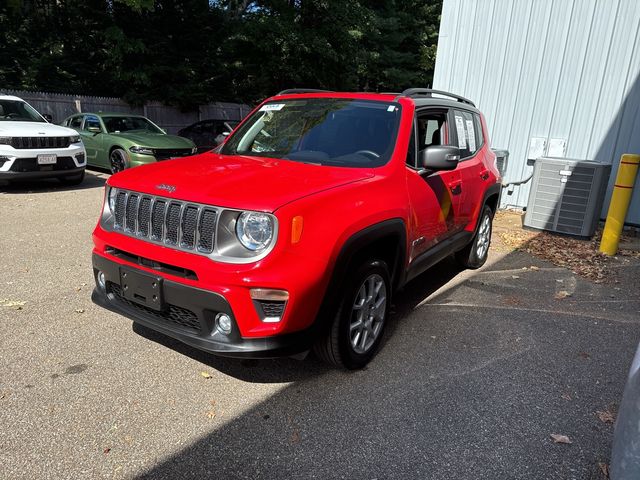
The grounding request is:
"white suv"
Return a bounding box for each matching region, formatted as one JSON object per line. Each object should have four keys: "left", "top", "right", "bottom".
{"left": 0, "top": 95, "right": 86, "bottom": 185}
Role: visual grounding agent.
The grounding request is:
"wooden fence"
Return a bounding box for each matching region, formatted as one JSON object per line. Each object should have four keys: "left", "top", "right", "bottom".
{"left": 0, "top": 89, "right": 252, "bottom": 134}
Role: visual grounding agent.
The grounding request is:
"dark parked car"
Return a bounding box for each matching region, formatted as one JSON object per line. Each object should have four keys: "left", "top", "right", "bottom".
{"left": 178, "top": 119, "right": 238, "bottom": 153}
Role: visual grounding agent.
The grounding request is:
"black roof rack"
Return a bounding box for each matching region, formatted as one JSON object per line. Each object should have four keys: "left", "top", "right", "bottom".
{"left": 396, "top": 88, "right": 476, "bottom": 107}
{"left": 277, "top": 88, "right": 334, "bottom": 95}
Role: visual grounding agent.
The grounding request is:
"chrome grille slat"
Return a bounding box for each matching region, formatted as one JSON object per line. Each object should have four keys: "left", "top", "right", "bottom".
{"left": 125, "top": 194, "right": 139, "bottom": 233}
{"left": 137, "top": 197, "right": 152, "bottom": 237}
{"left": 151, "top": 199, "right": 166, "bottom": 241}
{"left": 197, "top": 208, "right": 217, "bottom": 253}
{"left": 165, "top": 202, "right": 181, "bottom": 245}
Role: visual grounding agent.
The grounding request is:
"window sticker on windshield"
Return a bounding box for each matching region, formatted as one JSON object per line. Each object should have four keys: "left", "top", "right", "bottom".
{"left": 455, "top": 115, "right": 466, "bottom": 149}
{"left": 387, "top": 105, "right": 397, "bottom": 112}
{"left": 259, "top": 103, "right": 285, "bottom": 112}
{"left": 466, "top": 119, "right": 476, "bottom": 152}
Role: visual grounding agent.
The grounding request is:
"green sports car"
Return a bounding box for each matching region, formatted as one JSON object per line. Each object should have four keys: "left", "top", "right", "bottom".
{"left": 62, "top": 113, "right": 197, "bottom": 173}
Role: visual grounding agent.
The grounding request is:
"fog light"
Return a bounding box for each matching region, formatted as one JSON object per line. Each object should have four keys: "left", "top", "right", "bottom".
{"left": 215, "top": 313, "right": 232, "bottom": 335}
{"left": 97, "top": 270, "right": 106, "bottom": 290}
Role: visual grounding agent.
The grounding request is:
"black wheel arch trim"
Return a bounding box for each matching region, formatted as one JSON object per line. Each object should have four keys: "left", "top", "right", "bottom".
{"left": 312, "top": 218, "right": 407, "bottom": 332}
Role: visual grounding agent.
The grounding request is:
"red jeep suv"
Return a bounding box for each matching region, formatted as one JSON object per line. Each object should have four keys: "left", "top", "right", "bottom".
{"left": 91, "top": 88, "right": 501, "bottom": 369}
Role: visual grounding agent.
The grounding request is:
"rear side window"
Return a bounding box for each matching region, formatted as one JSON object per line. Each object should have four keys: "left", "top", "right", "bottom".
{"left": 453, "top": 109, "right": 481, "bottom": 159}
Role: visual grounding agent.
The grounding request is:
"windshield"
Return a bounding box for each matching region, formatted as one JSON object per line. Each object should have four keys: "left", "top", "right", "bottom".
{"left": 103, "top": 116, "right": 163, "bottom": 134}
{"left": 221, "top": 99, "right": 402, "bottom": 167}
{"left": 0, "top": 99, "right": 45, "bottom": 122}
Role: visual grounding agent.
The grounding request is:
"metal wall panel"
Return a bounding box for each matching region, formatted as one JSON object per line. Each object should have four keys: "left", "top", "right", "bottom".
{"left": 433, "top": 0, "right": 640, "bottom": 225}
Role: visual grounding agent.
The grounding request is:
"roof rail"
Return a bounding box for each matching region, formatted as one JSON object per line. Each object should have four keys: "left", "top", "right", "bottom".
{"left": 396, "top": 88, "right": 476, "bottom": 107}
{"left": 277, "top": 88, "right": 333, "bottom": 95}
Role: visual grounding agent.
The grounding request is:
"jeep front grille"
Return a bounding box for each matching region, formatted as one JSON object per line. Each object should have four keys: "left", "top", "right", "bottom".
{"left": 112, "top": 189, "right": 218, "bottom": 254}
{"left": 11, "top": 136, "right": 72, "bottom": 149}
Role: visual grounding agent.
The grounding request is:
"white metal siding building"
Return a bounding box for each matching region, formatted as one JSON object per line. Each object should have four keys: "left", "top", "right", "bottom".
{"left": 433, "top": 0, "right": 640, "bottom": 225}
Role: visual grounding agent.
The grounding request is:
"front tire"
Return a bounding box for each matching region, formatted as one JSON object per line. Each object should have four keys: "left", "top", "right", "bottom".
{"left": 455, "top": 205, "right": 493, "bottom": 269}
{"left": 314, "top": 259, "right": 390, "bottom": 369}
{"left": 109, "top": 148, "right": 129, "bottom": 174}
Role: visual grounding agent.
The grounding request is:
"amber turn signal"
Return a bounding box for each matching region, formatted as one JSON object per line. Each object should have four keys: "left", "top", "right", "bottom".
{"left": 291, "top": 216, "right": 304, "bottom": 244}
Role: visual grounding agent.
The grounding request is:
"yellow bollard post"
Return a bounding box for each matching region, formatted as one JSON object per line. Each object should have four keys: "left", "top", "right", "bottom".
{"left": 600, "top": 154, "right": 640, "bottom": 256}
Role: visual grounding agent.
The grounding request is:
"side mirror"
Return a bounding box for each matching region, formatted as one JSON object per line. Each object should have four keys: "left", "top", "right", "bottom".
{"left": 87, "top": 126, "right": 101, "bottom": 134}
{"left": 43, "top": 114, "right": 53, "bottom": 123}
{"left": 420, "top": 145, "right": 460, "bottom": 172}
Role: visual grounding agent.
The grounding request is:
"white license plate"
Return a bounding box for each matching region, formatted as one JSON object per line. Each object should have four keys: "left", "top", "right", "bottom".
{"left": 37, "top": 154, "right": 57, "bottom": 165}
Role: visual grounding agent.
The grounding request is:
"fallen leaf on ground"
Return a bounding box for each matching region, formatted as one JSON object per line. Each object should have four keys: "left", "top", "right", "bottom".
{"left": 511, "top": 275, "right": 520, "bottom": 279}
{"left": 75, "top": 308, "right": 85, "bottom": 314}
{"left": 290, "top": 430, "right": 301, "bottom": 444}
{"left": 579, "top": 352, "right": 591, "bottom": 359}
{"left": 200, "top": 371, "right": 212, "bottom": 379}
{"left": 561, "top": 393, "right": 572, "bottom": 401}
{"left": 596, "top": 409, "right": 616, "bottom": 424}
{"left": 0, "top": 299, "right": 26, "bottom": 309}
{"left": 550, "top": 434, "right": 572, "bottom": 444}
{"left": 598, "top": 462, "right": 610, "bottom": 479}
{"left": 555, "top": 290, "right": 571, "bottom": 299}
{"left": 103, "top": 447, "right": 111, "bottom": 454}
{"left": 530, "top": 265, "right": 540, "bottom": 271}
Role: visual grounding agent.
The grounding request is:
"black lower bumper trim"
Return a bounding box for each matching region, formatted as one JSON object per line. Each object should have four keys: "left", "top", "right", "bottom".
{"left": 0, "top": 166, "right": 85, "bottom": 180}
{"left": 91, "top": 253, "right": 311, "bottom": 358}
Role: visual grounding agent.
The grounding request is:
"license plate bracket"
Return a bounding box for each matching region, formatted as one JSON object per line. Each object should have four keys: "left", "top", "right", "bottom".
{"left": 37, "top": 154, "right": 57, "bottom": 165}
{"left": 119, "top": 267, "right": 164, "bottom": 311}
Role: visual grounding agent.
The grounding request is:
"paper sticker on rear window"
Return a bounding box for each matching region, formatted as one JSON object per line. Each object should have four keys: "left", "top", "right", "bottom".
{"left": 259, "top": 103, "right": 285, "bottom": 112}
{"left": 455, "top": 116, "right": 466, "bottom": 149}
{"left": 466, "top": 120, "right": 476, "bottom": 152}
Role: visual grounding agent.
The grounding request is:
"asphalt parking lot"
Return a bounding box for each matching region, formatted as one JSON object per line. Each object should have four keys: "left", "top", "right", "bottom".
{"left": 2, "top": 170, "right": 640, "bottom": 480}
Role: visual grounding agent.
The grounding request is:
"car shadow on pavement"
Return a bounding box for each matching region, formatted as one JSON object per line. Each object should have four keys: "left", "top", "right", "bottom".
{"left": 0, "top": 170, "right": 106, "bottom": 193}
{"left": 131, "top": 245, "right": 640, "bottom": 480}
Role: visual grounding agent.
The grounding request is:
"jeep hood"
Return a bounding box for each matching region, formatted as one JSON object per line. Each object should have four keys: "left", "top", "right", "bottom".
{"left": 108, "top": 152, "right": 374, "bottom": 212}
{"left": 0, "top": 121, "right": 77, "bottom": 137}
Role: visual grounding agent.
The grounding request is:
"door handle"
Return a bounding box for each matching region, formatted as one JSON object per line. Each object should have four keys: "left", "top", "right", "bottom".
{"left": 449, "top": 183, "right": 462, "bottom": 195}
{"left": 480, "top": 170, "right": 490, "bottom": 180}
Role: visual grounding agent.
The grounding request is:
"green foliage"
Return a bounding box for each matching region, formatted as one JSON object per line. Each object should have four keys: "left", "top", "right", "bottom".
{"left": 0, "top": 0, "right": 442, "bottom": 107}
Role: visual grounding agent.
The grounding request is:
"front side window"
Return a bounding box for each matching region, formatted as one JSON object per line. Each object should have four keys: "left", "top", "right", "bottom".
{"left": 103, "top": 116, "right": 163, "bottom": 134}
{"left": 0, "top": 100, "right": 45, "bottom": 122}
{"left": 222, "top": 99, "right": 402, "bottom": 168}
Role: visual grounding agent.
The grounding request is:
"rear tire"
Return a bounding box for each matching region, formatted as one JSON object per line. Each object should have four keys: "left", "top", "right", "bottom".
{"left": 314, "top": 259, "right": 390, "bottom": 369}
{"left": 455, "top": 205, "right": 493, "bottom": 269}
{"left": 58, "top": 170, "right": 85, "bottom": 186}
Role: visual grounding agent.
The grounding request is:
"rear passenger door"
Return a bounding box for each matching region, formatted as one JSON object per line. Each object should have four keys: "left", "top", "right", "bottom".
{"left": 451, "top": 109, "right": 487, "bottom": 229}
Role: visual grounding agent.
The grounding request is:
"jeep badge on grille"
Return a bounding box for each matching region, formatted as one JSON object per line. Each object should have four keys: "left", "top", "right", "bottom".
{"left": 156, "top": 184, "right": 176, "bottom": 193}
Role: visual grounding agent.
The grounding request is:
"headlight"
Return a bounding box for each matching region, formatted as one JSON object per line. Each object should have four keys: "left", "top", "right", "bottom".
{"left": 0, "top": 137, "right": 11, "bottom": 145}
{"left": 70, "top": 135, "right": 81, "bottom": 144}
{"left": 108, "top": 187, "right": 117, "bottom": 213}
{"left": 236, "top": 211, "right": 274, "bottom": 251}
{"left": 129, "top": 146, "right": 155, "bottom": 155}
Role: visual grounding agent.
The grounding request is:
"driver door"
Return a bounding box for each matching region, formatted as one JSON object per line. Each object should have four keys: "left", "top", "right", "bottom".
{"left": 80, "top": 115, "right": 106, "bottom": 167}
{"left": 405, "top": 108, "right": 464, "bottom": 262}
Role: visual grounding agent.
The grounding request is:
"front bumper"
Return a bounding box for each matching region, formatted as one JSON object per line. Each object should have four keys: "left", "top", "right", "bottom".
{"left": 91, "top": 253, "right": 312, "bottom": 358}
{"left": 0, "top": 144, "right": 86, "bottom": 180}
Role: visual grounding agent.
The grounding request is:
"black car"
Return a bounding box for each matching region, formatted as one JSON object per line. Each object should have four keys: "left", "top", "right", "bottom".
{"left": 178, "top": 119, "right": 239, "bottom": 153}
